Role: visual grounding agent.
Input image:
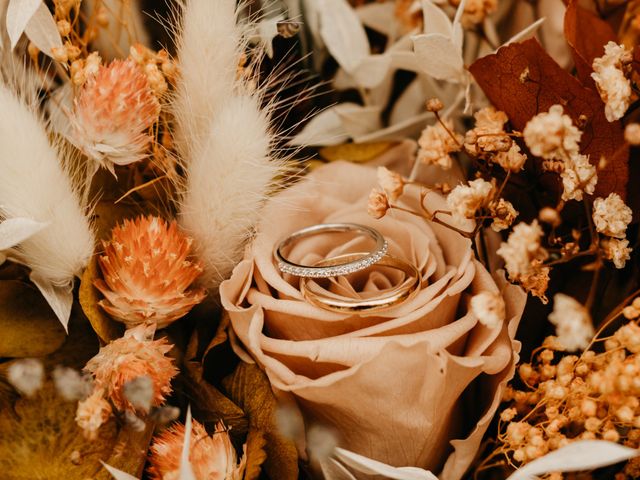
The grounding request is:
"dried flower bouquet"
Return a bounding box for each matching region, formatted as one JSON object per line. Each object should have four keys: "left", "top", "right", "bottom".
{"left": 0, "top": 0, "right": 640, "bottom": 480}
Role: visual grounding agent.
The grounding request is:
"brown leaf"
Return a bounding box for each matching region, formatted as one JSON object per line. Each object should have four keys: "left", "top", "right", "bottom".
{"left": 182, "top": 358, "right": 248, "bottom": 437}
{"left": 0, "top": 379, "right": 152, "bottom": 479}
{"left": 564, "top": 0, "right": 617, "bottom": 86}
{"left": 619, "top": 1, "right": 640, "bottom": 49}
{"left": 92, "top": 200, "right": 144, "bottom": 242}
{"left": 222, "top": 362, "right": 299, "bottom": 480}
{"left": 203, "top": 311, "right": 230, "bottom": 359}
{"left": 0, "top": 280, "right": 66, "bottom": 357}
{"left": 469, "top": 38, "right": 629, "bottom": 200}
{"left": 79, "top": 255, "right": 124, "bottom": 344}
{"left": 243, "top": 429, "right": 268, "bottom": 480}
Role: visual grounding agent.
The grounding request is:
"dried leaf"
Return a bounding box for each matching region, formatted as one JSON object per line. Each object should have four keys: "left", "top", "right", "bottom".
{"left": 79, "top": 255, "right": 125, "bottom": 344}
{"left": 102, "top": 463, "right": 139, "bottom": 480}
{"left": 179, "top": 407, "right": 197, "bottom": 480}
{"left": 333, "top": 448, "right": 438, "bottom": 480}
{"left": 182, "top": 358, "right": 248, "bottom": 437}
{"left": 421, "top": 0, "right": 455, "bottom": 38}
{"left": 222, "top": 363, "right": 299, "bottom": 480}
{"left": 0, "top": 378, "right": 153, "bottom": 479}
{"left": 29, "top": 272, "right": 73, "bottom": 332}
{"left": 319, "top": 142, "right": 395, "bottom": 163}
{"left": 317, "top": 0, "right": 369, "bottom": 74}
{"left": 620, "top": 1, "right": 640, "bottom": 49}
{"left": 564, "top": 0, "right": 617, "bottom": 86}
{"left": 350, "top": 54, "right": 393, "bottom": 89}
{"left": 203, "top": 311, "right": 230, "bottom": 359}
{"left": 0, "top": 280, "right": 66, "bottom": 357}
{"left": 6, "top": 0, "right": 40, "bottom": 49}
{"left": 290, "top": 108, "right": 349, "bottom": 146}
{"left": 320, "top": 458, "right": 357, "bottom": 480}
{"left": 23, "top": 1, "right": 62, "bottom": 58}
{"left": 0, "top": 217, "right": 49, "bottom": 251}
{"left": 412, "top": 33, "right": 464, "bottom": 81}
{"left": 244, "top": 429, "right": 268, "bottom": 480}
{"left": 356, "top": 2, "right": 396, "bottom": 37}
{"left": 506, "top": 440, "right": 640, "bottom": 480}
{"left": 290, "top": 103, "right": 382, "bottom": 146}
{"left": 469, "top": 38, "right": 629, "bottom": 200}
{"left": 92, "top": 199, "right": 144, "bottom": 242}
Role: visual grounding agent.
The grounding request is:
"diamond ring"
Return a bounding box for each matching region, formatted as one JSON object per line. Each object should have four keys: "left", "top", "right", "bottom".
{"left": 274, "top": 223, "right": 388, "bottom": 278}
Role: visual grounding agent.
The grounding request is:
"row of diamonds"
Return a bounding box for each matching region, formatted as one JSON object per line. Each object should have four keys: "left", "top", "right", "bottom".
{"left": 279, "top": 241, "right": 388, "bottom": 278}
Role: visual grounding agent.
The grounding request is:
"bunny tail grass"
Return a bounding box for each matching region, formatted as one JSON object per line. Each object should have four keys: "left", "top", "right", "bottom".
{"left": 171, "top": 0, "right": 242, "bottom": 160}
{"left": 0, "top": 83, "right": 95, "bottom": 330}
{"left": 177, "top": 94, "right": 284, "bottom": 289}
{"left": 174, "top": 0, "right": 287, "bottom": 290}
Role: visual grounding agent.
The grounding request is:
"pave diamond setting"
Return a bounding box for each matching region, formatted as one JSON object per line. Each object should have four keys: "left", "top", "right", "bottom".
{"left": 278, "top": 240, "right": 388, "bottom": 278}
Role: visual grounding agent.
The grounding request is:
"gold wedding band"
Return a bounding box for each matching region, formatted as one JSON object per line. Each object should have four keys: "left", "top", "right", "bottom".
{"left": 300, "top": 253, "right": 420, "bottom": 314}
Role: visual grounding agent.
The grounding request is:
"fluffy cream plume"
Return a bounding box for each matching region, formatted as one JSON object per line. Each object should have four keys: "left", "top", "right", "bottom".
{"left": 171, "top": 0, "right": 240, "bottom": 159}
{"left": 0, "top": 83, "right": 95, "bottom": 330}
{"left": 174, "top": 0, "right": 285, "bottom": 289}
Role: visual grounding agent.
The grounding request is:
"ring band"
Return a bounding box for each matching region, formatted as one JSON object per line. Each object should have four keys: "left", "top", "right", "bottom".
{"left": 274, "top": 223, "right": 388, "bottom": 278}
{"left": 300, "top": 253, "right": 420, "bottom": 313}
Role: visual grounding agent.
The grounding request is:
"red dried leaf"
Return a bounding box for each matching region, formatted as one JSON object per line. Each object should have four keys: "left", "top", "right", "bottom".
{"left": 564, "top": 0, "right": 618, "bottom": 87}
{"left": 469, "top": 38, "right": 628, "bottom": 200}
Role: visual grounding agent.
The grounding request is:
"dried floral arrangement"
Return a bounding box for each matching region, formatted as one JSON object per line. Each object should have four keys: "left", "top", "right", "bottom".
{"left": 1, "top": 0, "right": 640, "bottom": 479}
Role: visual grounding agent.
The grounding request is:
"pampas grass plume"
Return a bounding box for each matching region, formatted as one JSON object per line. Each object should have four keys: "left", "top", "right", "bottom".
{"left": 0, "top": 83, "right": 95, "bottom": 328}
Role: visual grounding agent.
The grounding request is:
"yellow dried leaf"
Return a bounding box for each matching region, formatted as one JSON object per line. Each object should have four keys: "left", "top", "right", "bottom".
{"left": 319, "top": 141, "right": 395, "bottom": 163}
{"left": 222, "top": 363, "right": 299, "bottom": 480}
{"left": 0, "top": 280, "right": 66, "bottom": 357}
{"left": 243, "top": 429, "right": 268, "bottom": 480}
{"left": 79, "top": 255, "right": 124, "bottom": 344}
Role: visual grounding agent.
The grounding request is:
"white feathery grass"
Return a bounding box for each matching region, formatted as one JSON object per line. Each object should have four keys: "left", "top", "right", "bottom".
{"left": 171, "top": 0, "right": 242, "bottom": 159}
{"left": 0, "top": 82, "right": 95, "bottom": 330}
{"left": 174, "top": 0, "right": 286, "bottom": 289}
{"left": 178, "top": 94, "right": 281, "bottom": 286}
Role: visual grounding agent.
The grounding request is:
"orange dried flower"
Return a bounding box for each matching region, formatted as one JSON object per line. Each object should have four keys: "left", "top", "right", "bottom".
{"left": 70, "top": 59, "right": 160, "bottom": 173}
{"left": 75, "top": 388, "right": 112, "bottom": 440}
{"left": 83, "top": 323, "right": 178, "bottom": 412}
{"left": 147, "top": 419, "right": 246, "bottom": 480}
{"left": 95, "top": 216, "right": 206, "bottom": 328}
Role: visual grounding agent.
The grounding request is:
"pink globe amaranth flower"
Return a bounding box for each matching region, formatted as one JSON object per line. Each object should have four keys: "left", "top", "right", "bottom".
{"left": 83, "top": 323, "right": 178, "bottom": 413}
{"left": 70, "top": 59, "right": 160, "bottom": 173}
{"left": 147, "top": 419, "right": 246, "bottom": 480}
{"left": 94, "top": 215, "right": 207, "bottom": 329}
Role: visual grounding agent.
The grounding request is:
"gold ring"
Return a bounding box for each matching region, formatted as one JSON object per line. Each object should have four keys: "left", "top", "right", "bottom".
{"left": 300, "top": 253, "right": 420, "bottom": 313}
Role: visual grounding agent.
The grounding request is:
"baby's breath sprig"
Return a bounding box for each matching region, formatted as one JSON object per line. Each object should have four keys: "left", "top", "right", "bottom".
{"left": 481, "top": 291, "right": 640, "bottom": 480}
